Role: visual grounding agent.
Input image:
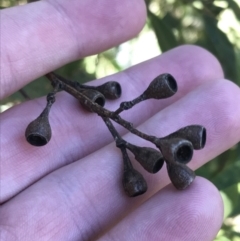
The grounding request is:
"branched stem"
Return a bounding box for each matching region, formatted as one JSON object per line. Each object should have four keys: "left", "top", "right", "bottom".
{"left": 114, "top": 95, "right": 145, "bottom": 115}
{"left": 101, "top": 116, "right": 124, "bottom": 147}
{"left": 46, "top": 72, "right": 158, "bottom": 145}
{"left": 25, "top": 70, "right": 206, "bottom": 195}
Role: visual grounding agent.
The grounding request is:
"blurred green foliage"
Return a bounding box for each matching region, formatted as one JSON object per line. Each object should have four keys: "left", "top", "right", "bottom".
{"left": 1, "top": 0, "right": 240, "bottom": 239}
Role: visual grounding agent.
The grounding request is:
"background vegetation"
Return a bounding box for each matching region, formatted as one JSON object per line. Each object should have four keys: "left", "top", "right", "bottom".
{"left": 1, "top": 0, "right": 240, "bottom": 240}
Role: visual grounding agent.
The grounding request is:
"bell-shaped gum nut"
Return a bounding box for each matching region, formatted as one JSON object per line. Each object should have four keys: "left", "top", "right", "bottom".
{"left": 157, "top": 137, "right": 193, "bottom": 164}
{"left": 165, "top": 125, "right": 207, "bottom": 150}
{"left": 143, "top": 73, "right": 177, "bottom": 100}
{"left": 123, "top": 168, "right": 148, "bottom": 197}
{"left": 126, "top": 143, "right": 164, "bottom": 173}
{"left": 167, "top": 161, "right": 196, "bottom": 190}
{"left": 80, "top": 89, "right": 105, "bottom": 112}
{"left": 25, "top": 107, "right": 52, "bottom": 146}
{"left": 96, "top": 81, "right": 122, "bottom": 99}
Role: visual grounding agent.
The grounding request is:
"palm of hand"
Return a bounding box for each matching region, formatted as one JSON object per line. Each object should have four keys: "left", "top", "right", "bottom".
{"left": 1, "top": 1, "right": 240, "bottom": 240}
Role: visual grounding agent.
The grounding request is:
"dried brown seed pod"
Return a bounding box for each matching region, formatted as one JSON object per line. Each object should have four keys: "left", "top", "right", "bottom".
{"left": 163, "top": 125, "right": 207, "bottom": 150}
{"left": 41, "top": 71, "right": 206, "bottom": 197}
{"left": 125, "top": 143, "right": 164, "bottom": 173}
{"left": 25, "top": 107, "right": 51, "bottom": 146}
{"left": 166, "top": 162, "right": 196, "bottom": 190}
{"left": 113, "top": 74, "right": 178, "bottom": 115}
{"left": 123, "top": 168, "right": 148, "bottom": 197}
{"left": 96, "top": 81, "right": 122, "bottom": 99}
{"left": 157, "top": 137, "right": 193, "bottom": 164}
{"left": 80, "top": 89, "right": 105, "bottom": 111}
{"left": 50, "top": 72, "right": 121, "bottom": 100}
{"left": 121, "top": 148, "right": 147, "bottom": 197}
{"left": 143, "top": 73, "right": 177, "bottom": 100}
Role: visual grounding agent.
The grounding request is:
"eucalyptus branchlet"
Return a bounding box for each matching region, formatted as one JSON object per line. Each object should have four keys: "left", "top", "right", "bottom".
{"left": 25, "top": 71, "right": 206, "bottom": 196}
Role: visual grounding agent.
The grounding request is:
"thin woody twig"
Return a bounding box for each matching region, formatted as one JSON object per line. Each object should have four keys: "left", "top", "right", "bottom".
{"left": 25, "top": 70, "right": 206, "bottom": 196}
{"left": 45, "top": 72, "right": 158, "bottom": 144}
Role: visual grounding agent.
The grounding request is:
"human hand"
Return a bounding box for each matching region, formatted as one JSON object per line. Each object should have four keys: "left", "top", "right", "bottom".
{"left": 1, "top": 1, "right": 240, "bottom": 240}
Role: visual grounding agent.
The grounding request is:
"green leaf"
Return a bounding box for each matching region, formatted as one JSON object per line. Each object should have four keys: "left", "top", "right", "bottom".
{"left": 162, "top": 12, "right": 181, "bottom": 29}
{"left": 57, "top": 59, "right": 95, "bottom": 84}
{"left": 148, "top": 10, "right": 179, "bottom": 52}
{"left": 196, "top": 146, "right": 239, "bottom": 180}
{"left": 201, "top": 13, "right": 238, "bottom": 81}
{"left": 211, "top": 160, "right": 240, "bottom": 190}
{"left": 220, "top": 184, "right": 239, "bottom": 218}
{"left": 235, "top": 49, "right": 240, "bottom": 86}
{"left": 202, "top": 3, "right": 224, "bottom": 17}
{"left": 227, "top": 0, "right": 240, "bottom": 21}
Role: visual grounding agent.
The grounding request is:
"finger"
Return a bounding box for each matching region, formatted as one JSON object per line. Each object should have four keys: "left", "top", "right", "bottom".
{"left": 99, "top": 177, "right": 223, "bottom": 241}
{"left": 1, "top": 79, "right": 239, "bottom": 241}
{"left": 1, "top": 0, "right": 146, "bottom": 98}
{"left": 0, "top": 45, "right": 223, "bottom": 202}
